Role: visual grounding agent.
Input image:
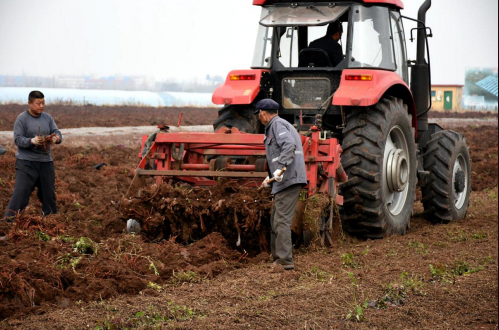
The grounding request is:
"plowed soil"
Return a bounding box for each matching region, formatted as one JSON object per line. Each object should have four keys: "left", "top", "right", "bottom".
{"left": 0, "top": 105, "right": 496, "bottom": 131}
{"left": 429, "top": 110, "right": 498, "bottom": 119}
{"left": 0, "top": 104, "right": 219, "bottom": 131}
{"left": 0, "top": 106, "right": 497, "bottom": 329}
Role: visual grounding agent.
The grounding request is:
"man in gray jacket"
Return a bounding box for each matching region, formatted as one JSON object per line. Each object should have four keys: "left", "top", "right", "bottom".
{"left": 256, "top": 99, "right": 307, "bottom": 270}
{"left": 4, "top": 91, "right": 62, "bottom": 222}
{"left": 0, "top": 145, "right": 6, "bottom": 156}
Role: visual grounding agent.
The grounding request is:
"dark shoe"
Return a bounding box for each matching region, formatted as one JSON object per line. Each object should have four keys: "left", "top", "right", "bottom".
{"left": 272, "top": 261, "right": 295, "bottom": 271}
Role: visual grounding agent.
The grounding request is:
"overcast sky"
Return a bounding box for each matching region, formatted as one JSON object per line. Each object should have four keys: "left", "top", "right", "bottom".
{"left": 0, "top": 0, "right": 497, "bottom": 85}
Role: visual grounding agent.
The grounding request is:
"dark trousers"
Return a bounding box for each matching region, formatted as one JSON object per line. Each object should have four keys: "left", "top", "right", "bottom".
{"left": 4, "top": 160, "right": 57, "bottom": 219}
{"left": 270, "top": 184, "right": 302, "bottom": 267}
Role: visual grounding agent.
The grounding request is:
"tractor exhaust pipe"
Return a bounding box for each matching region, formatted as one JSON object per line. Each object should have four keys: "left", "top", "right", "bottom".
{"left": 417, "top": 0, "right": 432, "bottom": 63}
{"left": 411, "top": 0, "right": 432, "bottom": 139}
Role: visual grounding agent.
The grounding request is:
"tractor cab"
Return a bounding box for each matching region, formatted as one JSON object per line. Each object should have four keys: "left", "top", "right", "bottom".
{"left": 251, "top": 3, "right": 408, "bottom": 131}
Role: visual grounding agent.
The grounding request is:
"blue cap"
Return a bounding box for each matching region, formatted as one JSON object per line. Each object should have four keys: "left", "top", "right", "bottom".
{"left": 254, "top": 99, "right": 280, "bottom": 114}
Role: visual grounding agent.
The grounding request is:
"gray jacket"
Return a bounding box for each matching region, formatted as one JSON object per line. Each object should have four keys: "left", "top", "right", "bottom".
{"left": 14, "top": 111, "right": 62, "bottom": 162}
{"left": 264, "top": 116, "right": 307, "bottom": 194}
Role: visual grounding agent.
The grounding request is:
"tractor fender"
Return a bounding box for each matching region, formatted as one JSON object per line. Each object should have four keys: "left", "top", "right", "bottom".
{"left": 212, "top": 69, "right": 269, "bottom": 106}
{"left": 333, "top": 69, "right": 417, "bottom": 130}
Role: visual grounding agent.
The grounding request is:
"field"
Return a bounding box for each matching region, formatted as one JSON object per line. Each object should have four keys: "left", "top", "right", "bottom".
{"left": 0, "top": 105, "right": 219, "bottom": 131}
{"left": 0, "top": 105, "right": 497, "bottom": 329}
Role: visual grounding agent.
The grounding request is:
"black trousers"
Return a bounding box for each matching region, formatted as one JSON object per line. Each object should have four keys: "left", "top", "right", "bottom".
{"left": 4, "top": 160, "right": 57, "bottom": 219}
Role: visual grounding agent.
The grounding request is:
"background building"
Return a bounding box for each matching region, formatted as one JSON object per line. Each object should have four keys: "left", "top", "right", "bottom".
{"left": 431, "top": 85, "right": 464, "bottom": 112}
{"left": 464, "top": 67, "right": 498, "bottom": 111}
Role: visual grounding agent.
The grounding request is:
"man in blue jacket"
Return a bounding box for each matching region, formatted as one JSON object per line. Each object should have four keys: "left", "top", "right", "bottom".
{"left": 4, "top": 91, "right": 63, "bottom": 222}
{"left": 0, "top": 145, "right": 6, "bottom": 155}
{"left": 256, "top": 99, "right": 307, "bottom": 270}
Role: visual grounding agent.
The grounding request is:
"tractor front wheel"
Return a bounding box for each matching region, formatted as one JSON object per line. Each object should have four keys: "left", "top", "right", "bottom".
{"left": 341, "top": 97, "right": 417, "bottom": 238}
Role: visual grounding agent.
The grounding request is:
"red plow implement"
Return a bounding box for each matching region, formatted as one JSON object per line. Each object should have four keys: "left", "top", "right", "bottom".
{"left": 125, "top": 126, "right": 347, "bottom": 247}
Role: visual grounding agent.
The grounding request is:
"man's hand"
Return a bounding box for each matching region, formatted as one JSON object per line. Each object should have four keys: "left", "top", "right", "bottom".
{"left": 31, "top": 136, "right": 44, "bottom": 146}
{"left": 262, "top": 176, "right": 271, "bottom": 188}
{"left": 273, "top": 169, "right": 284, "bottom": 183}
{"left": 50, "top": 134, "right": 61, "bottom": 145}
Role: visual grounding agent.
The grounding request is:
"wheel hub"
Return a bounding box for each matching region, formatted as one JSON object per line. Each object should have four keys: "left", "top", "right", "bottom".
{"left": 453, "top": 154, "right": 469, "bottom": 209}
{"left": 454, "top": 170, "right": 466, "bottom": 193}
{"left": 386, "top": 149, "right": 409, "bottom": 193}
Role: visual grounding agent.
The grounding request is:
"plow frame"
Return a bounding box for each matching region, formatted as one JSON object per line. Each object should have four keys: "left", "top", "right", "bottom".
{"left": 132, "top": 127, "right": 345, "bottom": 205}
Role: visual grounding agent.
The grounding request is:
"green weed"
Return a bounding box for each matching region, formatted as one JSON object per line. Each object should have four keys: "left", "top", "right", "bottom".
{"left": 344, "top": 272, "right": 368, "bottom": 322}
{"left": 56, "top": 253, "right": 82, "bottom": 273}
{"left": 55, "top": 253, "right": 72, "bottom": 269}
{"left": 346, "top": 300, "right": 369, "bottom": 322}
{"left": 300, "top": 266, "right": 331, "bottom": 282}
{"left": 149, "top": 260, "right": 160, "bottom": 276}
{"left": 260, "top": 290, "right": 277, "bottom": 301}
{"left": 94, "top": 303, "right": 201, "bottom": 329}
{"left": 169, "top": 270, "right": 201, "bottom": 285}
{"left": 374, "top": 283, "right": 408, "bottom": 309}
{"left": 147, "top": 282, "right": 163, "bottom": 292}
{"left": 74, "top": 237, "right": 99, "bottom": 255}
{"left": 386, "top": 248, "right": 398, "bottom": 257}
{"left": 399, "top": 271, "right": 426, "bottom": 296}
{"left": 71, "top": 257, "right": 82, "bottom": 273}
{"left": 430, "top": 257, "right": 492, "bottom": 284}
{"left": 451, "top": 259, "right": 491, "bottom": 276}
{"left": 447, "top": 229, "right": 468, "bottom": 243}
{"left": 341, "top": 247, "right": 369, "bottom": 268}
{"left": 433, "top": 242, "right": 448, "bottom": 248}
{"left": 429, "top": 264, "right": 454, "bottom": 283}
{"left": 341, "top": 253, "right": 357, "bottom": 268}
{"left": 408, "top": 241, "right": 429, "bottom": 254}
{"left": 471, "top": 232, "right": 488, "bottom": 240}
{"left": 57, "top": 235, "right": 76, "bottom": 243}
{"left": 35, "top": 231, "right": 51, "bottom": 242}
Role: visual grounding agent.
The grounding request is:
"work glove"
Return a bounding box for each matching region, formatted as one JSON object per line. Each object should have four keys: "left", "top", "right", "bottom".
{"left": 262, "top": 176, "right": 271, "bottom": 188}
{"left": 273, "top": 169, "right": 284, "bottom": 183}
{"left": 31, "top": 136, "right": 44, "bottom": 146}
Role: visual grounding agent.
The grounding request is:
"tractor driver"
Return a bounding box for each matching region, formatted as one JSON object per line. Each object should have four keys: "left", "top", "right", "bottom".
{"left": 256, "top": 99, "right": 307, "bottom": 271}
{"left": 309, "top": 20, "right": 344, "bottom": 67}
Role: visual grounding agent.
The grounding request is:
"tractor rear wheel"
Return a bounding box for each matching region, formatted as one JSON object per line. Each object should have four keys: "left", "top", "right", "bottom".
{"left": 422, "top": 130, "right": 471, "bottom": 223}
{"left": 340, "top": 97, "right": 417, "bottom": 238}
{"left": 213, "top": 104, "right": 261, "bottom": 133}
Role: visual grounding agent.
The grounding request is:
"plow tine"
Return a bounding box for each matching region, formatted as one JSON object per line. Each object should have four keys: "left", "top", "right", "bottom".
{"left": 126, "top": 171, "right": 148, "bottom": 199}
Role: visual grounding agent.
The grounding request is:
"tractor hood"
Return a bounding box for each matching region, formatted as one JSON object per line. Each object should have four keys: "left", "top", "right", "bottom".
{"left": 260, "top": 5, "right": 348, "bottom": 27}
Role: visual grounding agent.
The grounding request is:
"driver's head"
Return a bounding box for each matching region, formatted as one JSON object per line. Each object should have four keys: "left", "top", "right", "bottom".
{"left": 327, "top": 21, "right": 343, "bottom": 41}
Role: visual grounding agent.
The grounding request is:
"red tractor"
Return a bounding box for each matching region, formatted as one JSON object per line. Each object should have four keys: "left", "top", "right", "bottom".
{"left": 211, "top": 0, "right": 471, "bottom": 237}
{"left": 130, "top": 0, "right": 471, "bottom": 243}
